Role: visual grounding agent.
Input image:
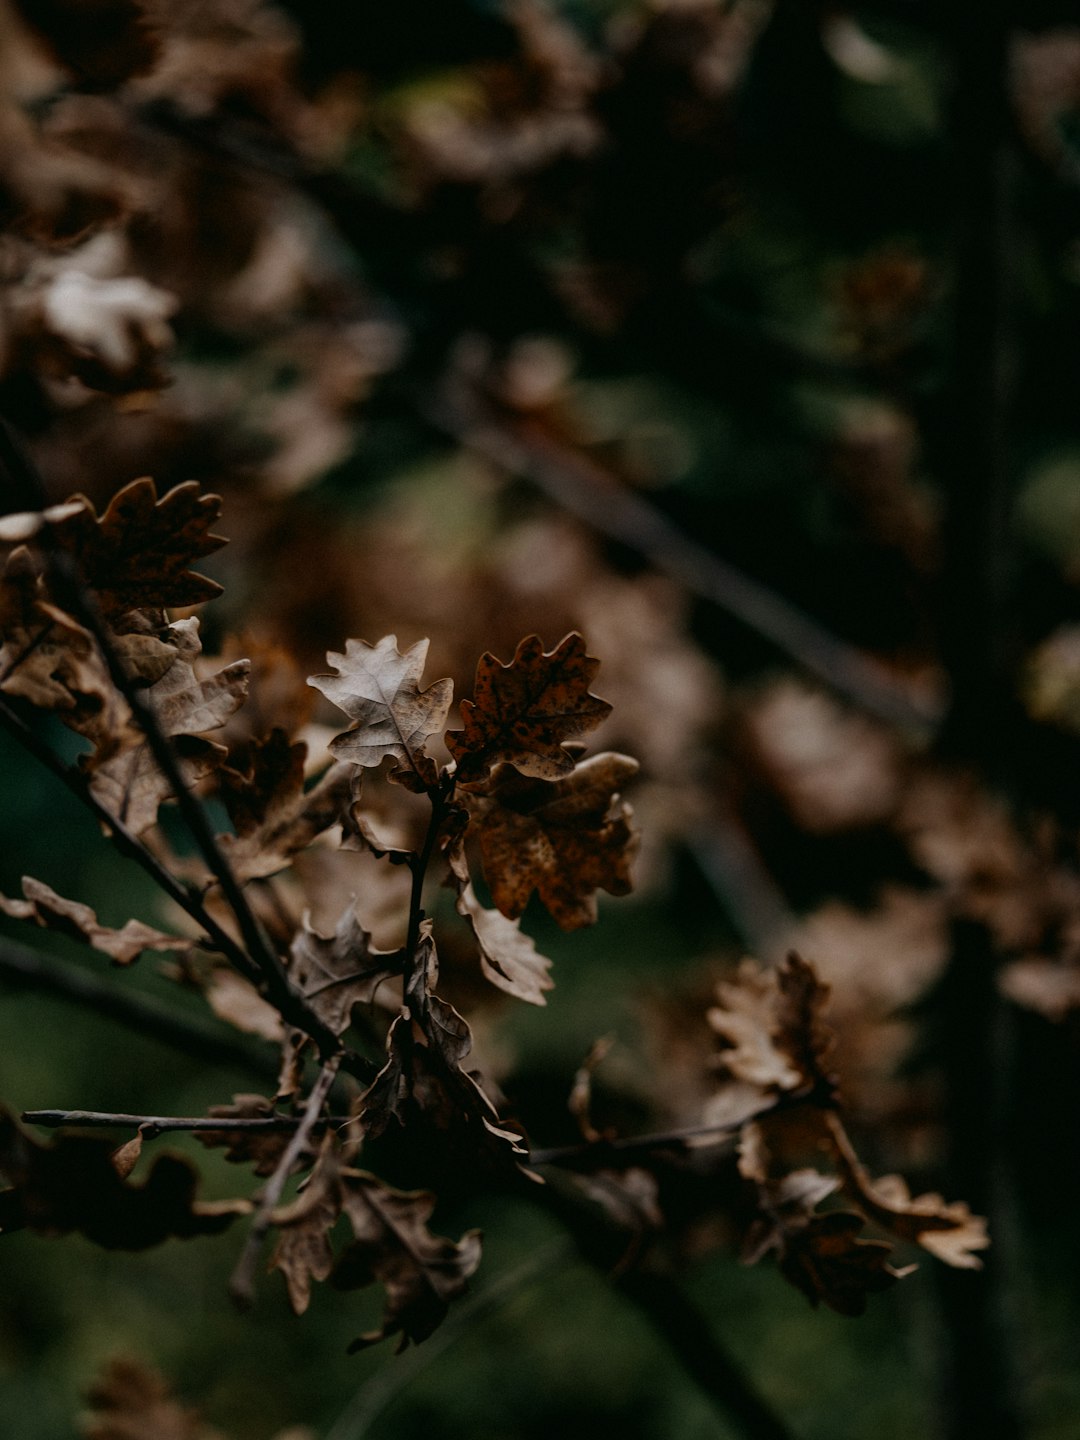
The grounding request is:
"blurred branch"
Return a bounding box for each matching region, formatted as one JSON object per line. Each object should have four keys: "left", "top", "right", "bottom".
{"left": 0, "top": 937, "right": 278, "bottom": 1081}
{"left": 930, "top": 5, "right": 1025, "bottom": 1436}
{"left": 534, "top": 1172, "right": 799, "bottom": 1440}
{"left": 685, "top": 805, "right": 796, "bottom": 957}
{"left": 24, "top": 1106, "right": 757, "bottom": 1166}
{"left": 323, "top": 1240, "right": 575, "bottom": 1440}
{"left": 431, "top": 385, "right": 943, "bottom": 734}
{"left": 939, "top": 5, "right": 1017, "bottom": 760}
{"left": 618, "top": 1267, "right": 797, "bottom": 1440}
{"left": 931, "top": 922, "right": 1023, "bottom": 1440}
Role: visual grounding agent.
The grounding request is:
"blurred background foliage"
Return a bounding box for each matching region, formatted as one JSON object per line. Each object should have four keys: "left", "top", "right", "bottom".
{"left": 2, "top": 0, "right": 1080, "bottom": 1436}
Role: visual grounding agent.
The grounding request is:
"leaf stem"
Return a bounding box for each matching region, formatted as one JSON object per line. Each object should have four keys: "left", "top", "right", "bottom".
{"left": 402, "top": 777, "right": 453, "bottom": 1018}
{"left": 228, "top": 1053, "right": 342, "bottom": 1307}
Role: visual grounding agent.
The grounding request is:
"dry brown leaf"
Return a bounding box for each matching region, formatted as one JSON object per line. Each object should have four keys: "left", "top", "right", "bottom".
{"left": 309, "top": 635, "right": 452, "bottom": 791}
{"left": 707, "top": 954, "right": 836, "bottom": 1101}
{"left": 0, "top": 546, "right": 110, "bottom": 713}
{"left": 340, "top": 769, "right": 416, "bottom": 863}
{"left": 43, "top": 478, "right": 227, "bottom": 619}
{"left": 454, "top": 873, "right": 553, "bottom": 1006}
{"left": 740, "top": 679, "right": 903, "bottom": 833}
{"left": 269, "top": 1143, "right": 342, "bottom": 1317}
{"left": 736, "top": 1121, "right": 902, "bottom": 1316}
{"left": 466, "top": 752, "right": 638, "bottom": 930}
{"left": 110, "top": 1135, "right": 143, "bottom": 1181}
{"left": 360, "top": 984, "right": 527, "bottom": 1175}
{"left": 85, "top": 618, "right": 249, "bottom": 834}
{"left": 776, "top": 1210, "right": 905, "bottom": 1317}
{"left": 332, "top": 1168, "right": 483, "bottom": 1351}
{"left": 196, "top": 1095, "right": 292, "bottom": 1179}
{"left": 0, "top": 875, "right": 193, "bottom": 965}
{"left": 287, "top": 902, "right": 403, "bottom": 1037}
{"left": 447, "top": 631, "right": 612, "bottom": 784}
{"left": 827, "top": 1113, "right": 989, "bottom": 1270}
{"left": 203, "top": 968, "right": 285, "bottom": 1043}
{"left": 999, "top": 956, "right": 1080, "bottom": 1021}
{"left": 0, "top": 1109, "right": 249, "bottom": 1249}
{"left": 16, "top": 238, "right": 178, "bottom": 394}
{"left": 780, "top": 887, "right": 949, "bottom": 1117}
{"left": 217, "top": 728, "right": 352, "bottom": 881}
{"left": 81, "top": 1356, "right": 221, "bottom": 1440}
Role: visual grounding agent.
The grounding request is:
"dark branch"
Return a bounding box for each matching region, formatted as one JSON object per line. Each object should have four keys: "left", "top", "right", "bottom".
{"left": 21, "top": 1108, "right": 305, "bottom": 1133}
{"left": 0, "top": 938, "right": 278, "bottom": 1081}
{"left": 0, "top": 696, "right": 261, "bottom": 985}
{"left": 431, "top": 386, "right": 943, "bottom": 734}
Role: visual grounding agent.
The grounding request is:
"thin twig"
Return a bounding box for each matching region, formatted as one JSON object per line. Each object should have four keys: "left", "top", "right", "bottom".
{"left": 0, "top": 938, "right": 278, "bottom": 1081}
{"left": 530, "top": 1118, "right": 747, "bottom": 1169}
{"left": 0, "top": 418, "right": 356, "bottom": 1062}
{"left": 402, "top": 779, "right": 452, "bottom": 1022}
{"left": 0, "top": 698, "right": 377, "bottom": 1086}
{"left": 19, "top": 1102, "right": 764, "bottom": 1169}
{"left": 685, "top": 807, "right": 796, "bottom": 958}
{"left": 229, "top": 1053, "right": 342, "bottom": 1307}
{"left": 20, "top": 1109, "right": 311, "bottom": 1133}
{"left": 48, "top": 554, "right": 326, "bottom": 1039}
{"left": 0, "top": 696, "right": 261, "bottom": 985}
{"left": 431, "top": 386, "right": 942, "bottom": 734}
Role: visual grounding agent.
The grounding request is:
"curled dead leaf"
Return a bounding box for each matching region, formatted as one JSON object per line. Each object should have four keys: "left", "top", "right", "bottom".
{"left": 0, "top": 875, "right": 193, "bottom": 965}
{"left": 333, "top": 1168, "right": 483, "bottom": 1351}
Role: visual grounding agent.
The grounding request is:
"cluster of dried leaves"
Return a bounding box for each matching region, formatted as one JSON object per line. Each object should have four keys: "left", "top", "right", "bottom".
{"left": 0, "top": 471, "right": 989, "bottom": 1355}
{"left": 9, "top": 0, "right": 1079, "bottom": 1423}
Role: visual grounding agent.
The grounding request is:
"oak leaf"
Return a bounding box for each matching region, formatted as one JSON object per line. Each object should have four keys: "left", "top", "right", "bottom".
{"left": 465, "top": 752, "right": 638, "bottom": 930}
{"left": 269, "top": 1143, "right": 341, "bottom": 1316}
{"left": 332, "top": 1168, "right": 482, "bottom": 1351}
{"left": 827, "top": 1113, "right": 989, "bottom": 1269}
{"left": 454, "top": 873, "right": 553, "bottom": 1006}
{"left": 43, "top": 478, "right": 227, "bottom": 620}
{"left": 288, "top": 902, "right": 403, "bottom": 1037}
{"left": 447, "top": 631, "right": 612, "bottom": 784}
{"left": 777, "top": 1211, "right": 904, "bottom": 1317}
{"left": 84, "top": 618, "right": 249, "bottom": 834}
{"left": 999, "top": 957, "right": 1080, "bottom": 1021}
{"left": 708, "top": 953, "right": 836, "bottom": 1101}
{"left": 0, "top": 546, "right": 110, "bottom": 712}
{"left": 736, "top": 1120, "right": 902, "bottom": 1315}
{"left": 217, "top": 729, "right": 352, "bottom": 881}
{"left": 361, "top": 984, "right": 527, "bottom": 1174}
{"left": 0, "top": 875, "right": 193, "bottom": 965}
{"left": 0, "top": 1111, "right": 248, "bottom": 1249}
{"left": 308, "top": 635, "right": 452, "bottom": 790}
{"left": 203, "top": 969, "right": 285, "bottom": 1043}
